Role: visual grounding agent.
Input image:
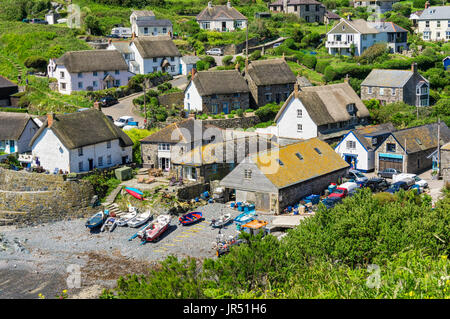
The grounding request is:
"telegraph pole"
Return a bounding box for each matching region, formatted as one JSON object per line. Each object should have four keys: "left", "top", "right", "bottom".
{"left": 143, "top": 80, "right": 147, "bottom": 129}
{"left": 437, "top": 117, "right": 441, "bottom": 177}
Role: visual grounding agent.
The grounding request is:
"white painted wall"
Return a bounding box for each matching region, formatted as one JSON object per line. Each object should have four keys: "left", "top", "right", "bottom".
{"left": 334, "top": 131, "right": 371, "bottom": 172}
{"left": 129, "top": 43, "right": 181, "bottom": 75}
{"left": 17, "top": 119, "right": 39, "bottom": 154}
{"left": 275, "top": 97, "right": 318, "bottom": 140}
{"left": 184, "top": 81, "right": 203, "bottom": 112}
{"left": 31, "top": 128, "right": 71, "bottom": 172}
{"left": 198, "top": 19, "right": 247, "bottom": 32}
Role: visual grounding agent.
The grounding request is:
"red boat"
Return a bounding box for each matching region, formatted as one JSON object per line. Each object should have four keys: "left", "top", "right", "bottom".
{"left": 138, "top": 215, "right": 171, "bottom": 243}
{"left": 125, "top": 187, "right": 144, "bottom": 200}
{"left": 179, "top": 212, "right": 203, "bottom": 226}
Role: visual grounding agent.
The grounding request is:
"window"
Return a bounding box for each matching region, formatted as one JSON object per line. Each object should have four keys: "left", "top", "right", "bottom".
{"left": 93, "top": 71, "right": 98, "bottom": 76}
{"left": 379, "top": 87, "right": 384, "bottom": 96}
{"left": 423, "top": 31, "right": 431, "bottom": 40}
{"left": 297, "top": 109, "right": 302, "bottom": 118}
{"left": 425, "top": 21, "right": 429, "bottom": 28}
{"left": 78, "top": 72, "right": 83, "bottom": 78}
{"left": 391, "top": 88, "right": 396, "bottom": 96}
{"left": 212, "top": 104, "right": 218, "bottom": 114}
{"left": 295, "top": 152, "right": 303, "bottom": 160}
{"left": 244, "top": 169, "right": 252, "bottom": 179}
{"left": 93, "top": 81, "right": 98, "bottom": 87}
{"left": 347, "top": 103, "right": 355, "bottom": 114}
{"left": 420, "top": 98, "right": 429, "bottom": 106}
{"left": 115, "top": 80, "right": 121, "bottom": 86}
{"left": 437, "top": 21, "right": 441, "bottom": 28}
{"left": 211, "top": 94, "right": 218, "bottom": 99}
{"left": 297, "top": 124, "right": 302, "bottom": 132}
{"left": 305, "top": 4, "right": 310, "bottom": 11}
{"left": 202, "top": 22, "right": 210, "bottom": 29}
{"left": 78, "top": 162, "right": 83, "bottom": 171}
{"left": 446, "top": 32, "right": 450, "bottom": 40}
{"left": 233, "top": 101, "right": 240, "bottom": 109}
{"left": 305, "top": 16, "right": 310, "bottom": 23}
{"left": 98, "top": 156, "right": 103, "bottom": 167}
{"left": 153, "top": 67, "right": 158, "bottom": 72}
{"left": 162, "top": 28, "right": 167, "bottom": 33}
{"left": 368, "top": 87, "right": 372, "bottom": 94}
{"left": 170, "top": 57, "right": 175, "bottom": 62}
{"left": 387, "top": 143, "right": 396, "bottom": 152}
{"left": 107, "top": 141, "right": 111, "bottom": 149}
{"left": 233, "top": 93, "right": 240, "bottom": 97}
{"left": 346, "top": 140, "right": 356, "bottom": 149}
{"left": 158, "top": 143, "right": 170, "bottom": 151}
{"left": 265, "top": 93, "right": 272, "bottom": 102}
{"left": 314, "top": 147, "right": 322, "bottom": 155}
{"left": 153, "top": 58, "right": 157, "bottom": 62}
{"left": 107, "top": 155, "right": 112, "bottom": 165}
{"left": 60, "top": 83, "right": 66, "bottom": 90}
{"left": 187, "top": 93, "right": 190, "bottom": 99}
{"left": 60, "top": 71, "right": 65, "bottom": 79}
{"left": 144, "top": 27, "right": 148, "bottom": 34}
{"left": 115, "top": 70, "right": 120, "bottom": 75}
{"left": 170, "top": 66, "right": 175, "bottom": 72}
{"left": 78, "top": 82, "right": 83, "bottom": 89}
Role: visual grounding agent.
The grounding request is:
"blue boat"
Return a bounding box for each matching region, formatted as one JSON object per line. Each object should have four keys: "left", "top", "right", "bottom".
{"left": 179, "top": 212, "right": 203, "bottom": 226}
{"left": 85, "top": 210, "right": 109, "bottom": 229}
{"left": 234, "top": 210, "right": 257, "bottom": 225}
{"left": 124, "top": 187, "right": 143, "bottom": 195}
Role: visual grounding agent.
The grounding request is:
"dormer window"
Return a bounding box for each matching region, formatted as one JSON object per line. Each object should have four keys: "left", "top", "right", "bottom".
{"left": 346, "top": 103, "right": 356, "bottom": 115}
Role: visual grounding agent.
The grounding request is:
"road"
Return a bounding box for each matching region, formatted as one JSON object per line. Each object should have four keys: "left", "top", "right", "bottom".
{"left": 101, "top": 75, "right": 189, "bottom": 126}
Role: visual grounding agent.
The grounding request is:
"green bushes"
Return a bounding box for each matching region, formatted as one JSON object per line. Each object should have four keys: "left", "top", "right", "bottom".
{"left": 254, "top": 102, "right": 282, "bottom": 122}
{"left": 23, "top": 55, "right": 47, "bottom": 72}
{"left": 324, "top": 62, "right": 372, "bottom": 82}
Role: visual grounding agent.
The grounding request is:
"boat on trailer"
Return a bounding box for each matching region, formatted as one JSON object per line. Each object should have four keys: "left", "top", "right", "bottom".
{"left": 138, "top": 214, "right": 171, "bottom": 243}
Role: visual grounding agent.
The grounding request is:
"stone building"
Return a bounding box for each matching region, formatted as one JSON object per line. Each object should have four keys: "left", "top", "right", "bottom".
{"left": 361, "top": 63, "right": 430, "bottom": 107}
{"left": 243, "top": 58, "right": 297, "bottom": 107}
{"left": 441, "top": 142, "right": 450, "bottom": 184}
{"left": 374, "top": 122, "right": 450, "bottom": 174}
{"left": 184, "top": 69, "right": 250, "bottom": 114}
{"left": 268, "top": 0, "right": 326, "bottom": 24}
{"left": 220, "top": 137, "right": 350, "bottom": 214}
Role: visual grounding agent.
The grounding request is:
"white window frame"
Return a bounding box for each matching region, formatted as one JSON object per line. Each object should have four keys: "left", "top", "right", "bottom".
{"left": 297, "top": 109, "right": 302, "bottom": 118}
{"left": 297, "top": 123, "right": 303, "bottom": 132}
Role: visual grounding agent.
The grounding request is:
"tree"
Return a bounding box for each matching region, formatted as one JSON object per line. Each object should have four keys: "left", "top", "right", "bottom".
{"left": 84, "top": 15, "right": 103, "bottom": 36}
{"left": 24, "top": 56, "right": 48, "bottom": 72}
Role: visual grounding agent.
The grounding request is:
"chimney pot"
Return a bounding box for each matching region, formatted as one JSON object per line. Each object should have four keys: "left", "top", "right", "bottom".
{"left": 47, "top": 113, "right": 55, "bottom": 128}
{"left": 294, "top": 83, "right": 299, "bottom": 98}
{"left": 227, "top": 1, "right": 231, "bottom": 8}
{"left": 411, "top": 62, "right": 417, "bottom": 74}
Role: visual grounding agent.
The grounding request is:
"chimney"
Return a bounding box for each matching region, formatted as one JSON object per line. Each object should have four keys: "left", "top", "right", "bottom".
{"left": 411, "top": 62, "right": 417, "bottom": 74}
{"left": 191, "top": 67, "right": 196, "bottom": 78}
{"left": 208, "top": 1, "right": 212, "bottom": 8}
{"left": 294, "top": 83, "right": 299, "bottom": 98}
{"left": 94, "top": 101, "right": 101, "bottom": 111}
{"left": 344, "top": 74, "right": 349, "bottom": 83}
{"left": 425, "top": 1, "right": 430, "bottom": 9}
{"left": 47, "top": 113, "right": 55, "bottom": 128}
{"left": 132, "top": 32, "right": 136, "bottom": 40}
{"left": 227, "top": 1, "right": 231, "bottom": 8}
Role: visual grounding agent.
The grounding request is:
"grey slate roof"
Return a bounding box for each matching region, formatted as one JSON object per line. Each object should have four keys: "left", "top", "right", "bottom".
{"left": 368, "top": 21, "right": 408, "bottom": 33}
{"left": 191, "top": 70, "right": 249, "bottom": 96}
{"left": 181, "top": 55, "right": 201, "bottom": 65}
{"left": 418, "top": 6, "right": 450, "bottom": 20}
{"left": 0, "top": 113, "right": 37, "bottom": 141}
{"left": 351, "top": 123, "right": 396, "bottom": 150}
{"left": 246, "top": 58, "right": 297, "bottom": 86}
{"left": 131, "top": 10, "right": 155, "bottom": 17}
{"left": 55, "top": 50, "right": 128, "bottom": 73}
{"left": 132, "top": 36, "right": 181, "bottom": 58}
{"left": 361, "top": 69, "right": 416, "bottom": 88}
{"left": 29, "top": 109, "right": 133, "bottom": 150}
{"left": 329, "top": 19, "right": 379, "bottom": 34}
{"left": 135, "top": 19, "right": 173, "bottom": 27}
{"left": 197, "top": 5, "right": 247, "bottom": 21}
{"left": 109, "top": 41, "right": 132, "bottom": 54}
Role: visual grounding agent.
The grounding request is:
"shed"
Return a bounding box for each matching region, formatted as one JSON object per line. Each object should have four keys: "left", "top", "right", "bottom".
{"left": 115, "top": 166, "right": 133, "bottom": 181}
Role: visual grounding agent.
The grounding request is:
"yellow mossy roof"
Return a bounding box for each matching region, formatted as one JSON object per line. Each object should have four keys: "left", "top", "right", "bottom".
{"left": 252, "top": 138, "right": 349, "bottom": 189}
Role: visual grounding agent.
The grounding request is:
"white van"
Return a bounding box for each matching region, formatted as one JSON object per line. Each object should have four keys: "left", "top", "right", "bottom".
{"left": 110, "top": 27, "right": 132, "bottom": 38}
{"left": 393, "top": 173, "right": 428, "bottom": 188}
{"left": 338, "top": 181, "right": 359, "bottom": 196}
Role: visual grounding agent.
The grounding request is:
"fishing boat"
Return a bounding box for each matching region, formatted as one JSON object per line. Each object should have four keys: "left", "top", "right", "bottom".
{"left": 127, "top": 210, "right": 152, "bottom": 228}
{"left": 85, "top": 210, "right": 108, "bottom": 229}
{"left": 139, "top": 214, "right": 171, "bottom": 243}
{"left": 100, "top": 216, "right": 117, "bottom": 232}
{"left": 178, "top": 211, "right": 203, "bottom": 226}
{"left": 116, "top": 206, "right": 138, "bottom": 227}
{"left": 210, "top": 213, "right": 232, "bottom": 228}
{"left": 234, "top": 210, "right": 257, "bottom": 225}
{"left": 125, "top": 186, "right": 144, "bottom": 200}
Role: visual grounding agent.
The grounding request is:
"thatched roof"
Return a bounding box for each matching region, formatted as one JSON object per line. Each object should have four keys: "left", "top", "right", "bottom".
{"left": 246, "top": 58, "right": 296, "bottom": 86}
{"left": 0, "top": 113, "right": 37, "bottom": 141}
{"left": 54, "top": 50, "right": 128, "bottom": 73}
{"left": 275, "top": 82, "right": 369, "bottom": 126}
{"left": 191, "top": 70, "right": 249, "bottom": 96}
{"left": 29, "top": 109, "right": 133, "bottom": 150}
{"left": 197, "top": 5, "right": 247, "bottom": 21}
{"left": 132, "top": 36, "right": 181, "bottom": 58}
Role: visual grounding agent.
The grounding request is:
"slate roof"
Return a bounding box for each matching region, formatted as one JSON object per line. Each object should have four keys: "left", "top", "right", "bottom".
{"left": 351, "top": 123, "right": 396, "bottom": 150}
{"left": 181, "top": 55, "right": 201, "bottom": 65}
{"left": 191, "top": 70, "right": 249, "bottom": 96}
{"left": 54, "top": 50, "right": 128, "bottom": 73}
{"left": 132, "top": 36, "right": 181, "bottom": 58}
{"left": 325, "top": 11, "right": 341, "bottom": 19}
{"left": 368, "top": 21, "right": 408, "bottom": 33}
{"left": 0, "top": 113, "right": 37, "bottom": 141}
{"left": 275, "top": 82, "right": 369, "bottom": 126}
{"left": 131, "top": 10, "right": 155, "bottom": 17}
{"left": 0, "top": 76, "right": 19, "bottom": 98}
{"left": 197, "top": 5, "right": 247, "bottom": 21}
{"left": 418, "top": 6, "right": 450, "bottom": 20}
{"left": 361, "top": 69, "right": 423, "bottom": 88}
{"left": 29, "top": 109, "right": 133, "bottom": 149}
{"left": 0, "top": 76, "right": 17, "bottom": 89}
{"left": 251, "top": 138, "right": 349, "bottom": 189}
{"left": 390, "top": 122, "right": 450, "bottom": 154}
{"left": 329, "top": 19, "right": 379, "bottom": 34}
{"left": 296, "top": 76, "right": 313, "bottom": 87}
{"left": 108, "top": 41, "right": 132, "bottom": 54}
{"left": 135, "top": 19, "right": 173, "bottom": 27}
{"left": 246, "top": 58, "right": 297, "bottom": 86}
{"left": 140, "top": 118, "right": 223, "bottom": 144}
{"left": 269, "top": 0, "right": 323, "bottom": 6}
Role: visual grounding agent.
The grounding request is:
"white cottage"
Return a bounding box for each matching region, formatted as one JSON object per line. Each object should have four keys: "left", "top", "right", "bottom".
{"left": 129, "top": 36, "right": 181, "bottom": 76}
{"left": 197, "top": 1, "right": 248, "bottom": 32}
{"left": 274, "top": 82, "right": 370, "bottom": 142}
{"left": 29, "top": 108, "right": 133, "bottom": 173}
{"left": 130, "top": 10, "right": 173, "bottom": 37}
{"left": 334, "top": 123, "right": 396, "bottom": 172}
{"left": 48, "top": 50, "right": 133, "bottom": 94}
{"left": 0, "top": 113, "right": 39, "bottom": 155}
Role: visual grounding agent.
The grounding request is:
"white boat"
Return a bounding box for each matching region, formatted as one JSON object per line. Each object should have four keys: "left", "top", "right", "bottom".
{"left": 127, "top": 210, "right": 153, "bottom": 228}
{"left": 138, "top": 215, "right": 171, "bottom": 243}
{"left": 100, "top": 216, "right": 117, "bottom": 232}
{"left": 210, "top": 213, "right": 232, "bottom": 228}
{"left": 116, "top": 206, "right": 138, "bottom": 227}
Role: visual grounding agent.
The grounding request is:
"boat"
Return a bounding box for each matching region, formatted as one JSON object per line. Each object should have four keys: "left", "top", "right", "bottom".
{"left": 125, "top": 186, "right": 145, "bottom": 200}
{"left": 127, "top": 210, "right": 153, "bottom": 228}
{"left": 100, "top": 216, "right": 117, "bottom": 232}
{"left": 116, "top": 206, "right": 138, "bottom": 227}
{"left": 210, "top": 213, "right": 232, "bottom": 228}
{"left": 138, "top": 214, "right": 171, "bottom": 243}
{"left": 234, "top": 210, "right": 257, "bottom": 225}
{"left": 178, "top": 211, "right": 203, "bottom": 226}
{"left": 85, "top": 210, "right": 108, "bottom": 229}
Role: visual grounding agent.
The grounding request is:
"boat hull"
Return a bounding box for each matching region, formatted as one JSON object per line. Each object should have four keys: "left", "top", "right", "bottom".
{"left": 179, "top": 212, "right": 203, "bottom": 226}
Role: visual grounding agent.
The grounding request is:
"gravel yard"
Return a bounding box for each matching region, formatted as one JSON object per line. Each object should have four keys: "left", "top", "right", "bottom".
{"left": 0, "top": 203, "right": 275, "bottom": 299}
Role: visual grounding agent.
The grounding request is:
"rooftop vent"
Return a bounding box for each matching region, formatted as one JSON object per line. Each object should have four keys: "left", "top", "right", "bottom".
{"left": 314, "top": 147, "right": 322, "bottom": 155}
{"left": 295, "top": 152, "right": 303, "bottom": 160}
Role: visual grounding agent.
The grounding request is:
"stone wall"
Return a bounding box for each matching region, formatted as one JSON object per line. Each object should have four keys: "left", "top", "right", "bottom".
{"left": 442, "top": 148, "right": 450, "bottom": 183}
{"left": 158, "top": 91, "right": 184, "bottom": 107}
{"left": 201, "top": 115, "right": 261, "bottom": 130}
{"left": 0, "top": 168, "right": 96, "bottom": 226}
{"left": 176, "top": 182, "right": 210, "bottom": 201}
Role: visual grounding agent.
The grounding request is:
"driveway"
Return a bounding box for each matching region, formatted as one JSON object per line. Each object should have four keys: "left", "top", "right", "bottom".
{"left": 101, "top": 75, "right": 188, "bottom": 126}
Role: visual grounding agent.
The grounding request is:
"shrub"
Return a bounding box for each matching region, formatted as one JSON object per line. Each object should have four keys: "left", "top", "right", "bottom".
{"left": 24, "top": 56, "right": 47, "bottom": 72}
{"left": 222, "top": 55, "right": 233, "bottom": 66}
{"left": 300, "top": 54, "right": 317, "bottom": 69}
{"left": 249, "top": 50, "right": 261, "bottom": 61}
{"left": 236, "top": 109, "right": 244, "bottom": 117}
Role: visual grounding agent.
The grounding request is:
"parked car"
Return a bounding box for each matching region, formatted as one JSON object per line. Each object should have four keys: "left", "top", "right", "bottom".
{"left": 328, "top": 181, "right": 359, "bottom": 199}
{"left": 273, "top": 42, "right": 283, "bottom": 48}
{"left": 206, "top": 48, "right": 223, "bottom": 56}
{"left": 365, "top": 178, "right": 390, "bottom": 192}
{"left": 320, "top": 196, "right": 342, "bottom": 209}
{"left": 114, "top": 116, "right": 134, "bottom": 128}
{"left": 385, "top": 180, "right": 410, "bottom": 194}
{"left": 377, "top": 168, "right": 401, "bottom": 179}
{"left": 100, "top": 96, "right": 118, "bottom": 107}
{"left": 393, "top": 173, "right": 428, "bottom": 188}
{"left": 346, "top": 169, "right": 369, "bottom": 183}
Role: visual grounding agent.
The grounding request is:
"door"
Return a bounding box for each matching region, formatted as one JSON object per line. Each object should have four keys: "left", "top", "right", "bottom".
{"left": 88, "top": 159, "right": 94, "bottom": 171}
{"left": 9, "top": 140, "right": 15, "bottom": 153}
{"left": 378, "top": 155, "right": 402, "bottom": 172}
{"left": 223, "top": 102, "right": 229, "bottom": 114}
{"left": 275, "top": 93, "right": 281, "bottom": 104}
{"left": 222, "top": 22, "right": 226, "bottom": 31}
{"left": 344, "top": 155, "right": 357, "bottom": 169}
{"left": 122, "top": 156, "right": 128, "bottom": 165}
